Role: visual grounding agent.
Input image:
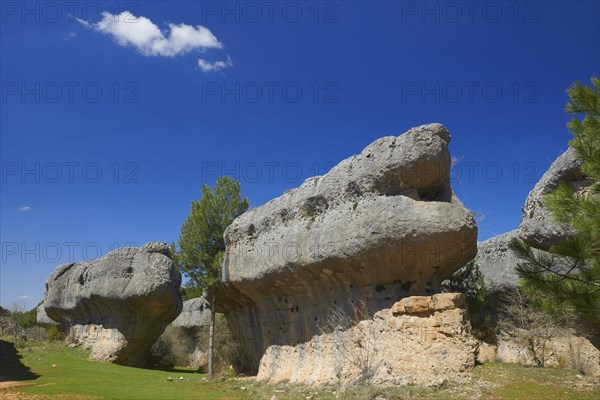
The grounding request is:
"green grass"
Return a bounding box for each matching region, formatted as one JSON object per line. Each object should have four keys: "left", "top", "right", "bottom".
{"left": 1, "top": 339, "right": 599, "bottom": 400}
{"left": 1, "top": 339, "right": 237, "bottom": 400}
{"left": 473, "top": 362, "right": 600, "bottom": 400}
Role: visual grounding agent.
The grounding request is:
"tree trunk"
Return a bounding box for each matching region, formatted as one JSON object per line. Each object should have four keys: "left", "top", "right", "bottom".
{"left": 208, "top": 288, "right": 216, "bottom": 378}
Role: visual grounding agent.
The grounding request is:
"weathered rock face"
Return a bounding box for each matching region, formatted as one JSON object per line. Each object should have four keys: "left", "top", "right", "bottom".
{"left": 219, "top": 124, "right": 478, "bottom": 377}
{"left": 43, "top": 242, "right": 182, "bottom": 367}
{"left": 36, "top": 304, "right": 57, "bottom": 326}
{"left": 257, "top": 293, "right": 477, "bottom": 385}
{"left": 519, "top": 148, "right": 589, "bottom": 251}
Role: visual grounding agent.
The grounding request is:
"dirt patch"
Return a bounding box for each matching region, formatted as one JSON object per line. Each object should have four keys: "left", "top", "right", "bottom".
{"left": 0, "top": 382, "right": 97, "bottom": 400}
{"left": 0, "top": 381, "right": 33, "bottom": 400}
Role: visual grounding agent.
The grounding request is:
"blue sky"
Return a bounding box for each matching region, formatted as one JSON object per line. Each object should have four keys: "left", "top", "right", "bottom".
{"left": 1, "top": 1, "right": 599, "bottom": 309}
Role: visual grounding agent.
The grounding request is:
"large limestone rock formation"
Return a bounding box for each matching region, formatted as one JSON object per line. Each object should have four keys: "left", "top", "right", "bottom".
{"left": 519, "top": 148, "right": 589, "bottom": 250}
{"left": 44, "top": 242, "right": 182, "bottom": 367}
{"left": 219, "top": 123, "right": 478, "bottom": 381}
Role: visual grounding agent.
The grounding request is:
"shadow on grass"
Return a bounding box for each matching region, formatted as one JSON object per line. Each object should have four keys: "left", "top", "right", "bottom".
{"left": 150, "top": 364, "right": 201, "bottom": 375}
{"left": 0, "top": 339, "right": 40, "bottom": 382}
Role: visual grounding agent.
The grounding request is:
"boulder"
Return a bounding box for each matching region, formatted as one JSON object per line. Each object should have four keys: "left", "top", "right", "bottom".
{"left": 36, "top": 304, "right": 57, "bottom": 326}
{"left": 43, "top": 242, "right": 182, "bottom": 367}
{"left": 519, "top": 148, "right": 589, "bottom": 251}
{"left": 219, "top": 123, "right": 478, "bottom": 379}
{"left": 172, "top": 297, "right": 211, "bottom": 329}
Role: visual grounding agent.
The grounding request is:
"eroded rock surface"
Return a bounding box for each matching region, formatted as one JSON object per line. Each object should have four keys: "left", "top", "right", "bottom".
{"left": 219, "top": 124, "right": 478, "bottom": 378}
{"left": 257, "top": 294, "right": 477, "bottom": 385}
{"left": 43, "top": 242, "right": 182, "bottom": 367}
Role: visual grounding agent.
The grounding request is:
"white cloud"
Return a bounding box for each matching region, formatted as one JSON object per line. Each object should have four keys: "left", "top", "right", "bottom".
{"left": 63, "top": 32, "right": 78, "bottom": 41}
{"left": 79, "top": 12, "right": 222, "bottom": 57}
{"left": 18, "top": 206, "right": 31, "bottom": 212}
{"left": 197, "top": 55, "right": 233, "bottom": 72}
{"left": 19, "top": 295, "right": 33, "bottom": 300}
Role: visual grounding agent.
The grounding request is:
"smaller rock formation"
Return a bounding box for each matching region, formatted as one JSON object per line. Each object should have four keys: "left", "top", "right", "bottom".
{"left": 151, "top": 297, "right": 211, "bottom": 368}
{"left": 172, "top": 297, "right": 211, "bottom": 329}
{"left": 43, "top": 242, "right": 182, "bottom": 367}
{"left": 0, "top": 307, "right": 26, "bottom": 339}
{"left": 256, "top": 293, "right": 477, "bottom": 386}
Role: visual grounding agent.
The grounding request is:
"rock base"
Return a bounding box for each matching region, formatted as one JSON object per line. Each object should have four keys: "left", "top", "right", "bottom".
{"left": 478, "top": 335, "right": 600, "bottom": 376}
{"left": 256, "top": 293, "right": 478, "bottom": 386}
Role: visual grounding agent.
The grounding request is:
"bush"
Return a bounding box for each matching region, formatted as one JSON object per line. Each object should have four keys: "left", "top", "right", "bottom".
{"left": 46, "top": 324, "right": 65, "bottom": 341}
{"left": 498, "top": 288, "right": 562, "bottom": 367}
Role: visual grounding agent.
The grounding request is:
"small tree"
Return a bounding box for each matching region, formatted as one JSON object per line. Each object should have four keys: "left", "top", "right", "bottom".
{"left": 498, "top": 289, "right": 562, "bottom": 367}
{"left": 7, "top": 300, "right": 27, "bottom": 340}
{"left": 510, "top": 76, "right": 600, "bottom": 330}
{"left": 172, "top": 176, "right": 249, "bottom": 378}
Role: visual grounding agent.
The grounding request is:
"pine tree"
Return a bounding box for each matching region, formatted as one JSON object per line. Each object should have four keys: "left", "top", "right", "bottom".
{"left": 509, "top": 76, "right": 600, "bottom": 330}
{"left": 172, "top": 176, "right": 249, "bottom": 377}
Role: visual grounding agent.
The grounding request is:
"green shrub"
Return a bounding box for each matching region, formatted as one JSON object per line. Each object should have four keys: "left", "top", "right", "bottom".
{"left": 46, "top": 325, "right": 65, "bottom": 341}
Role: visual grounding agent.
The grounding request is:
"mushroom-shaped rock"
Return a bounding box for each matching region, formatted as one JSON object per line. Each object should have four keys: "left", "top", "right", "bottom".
{"left": 43, "top": 242, "right": 182, "bottom": 367}
{"left": 218, "top": 123, "right": 478, "bottom": 377}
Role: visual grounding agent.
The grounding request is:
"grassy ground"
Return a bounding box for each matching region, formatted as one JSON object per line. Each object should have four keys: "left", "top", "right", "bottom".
{"left": 1, "top": 338, "right": 598, "bottom": 400}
